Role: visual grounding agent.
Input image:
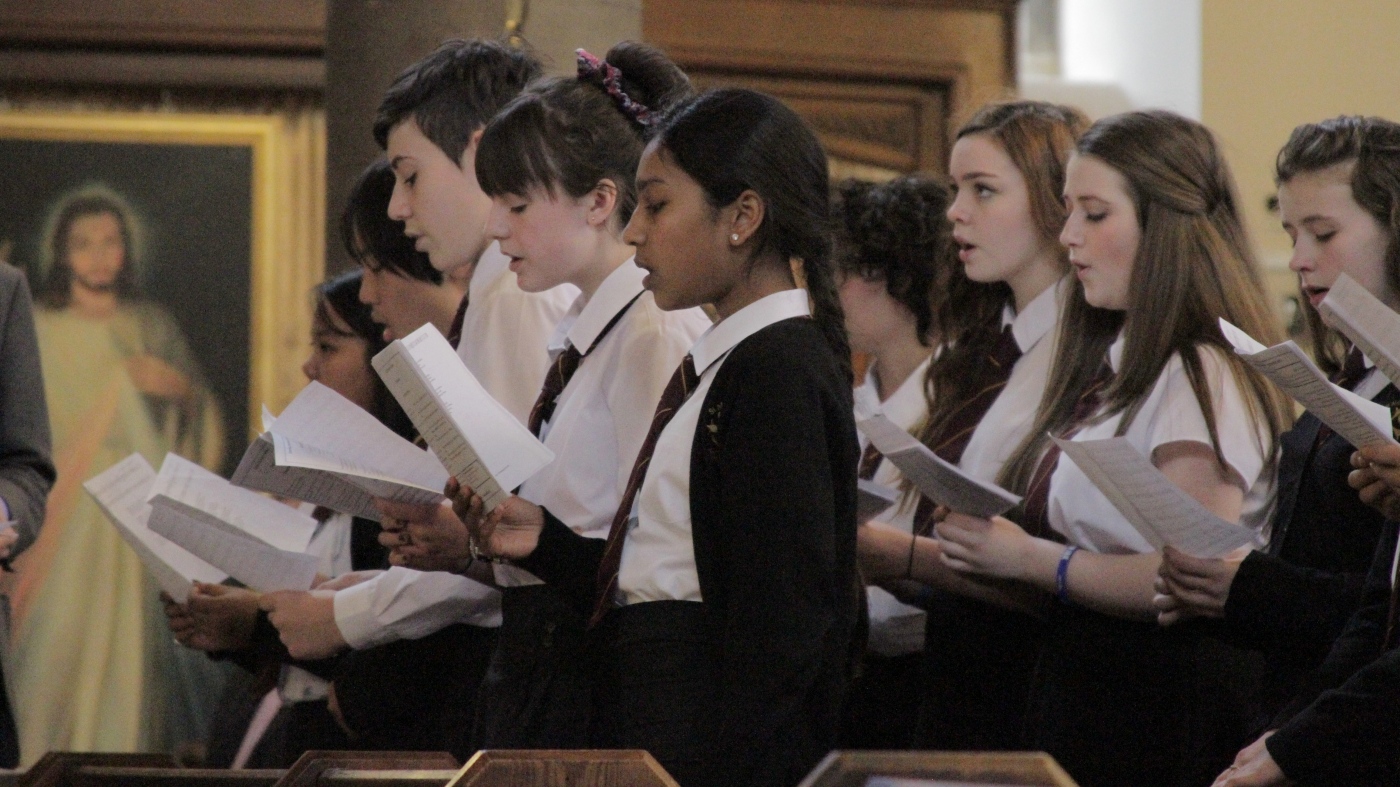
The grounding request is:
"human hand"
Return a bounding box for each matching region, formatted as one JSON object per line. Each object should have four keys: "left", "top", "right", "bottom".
{"left": 1212, "top": 732, "right": 1291, "bottom": 786}
{"left": 326, "top": 682, "right": 355, "bottom": 738}
{"left": 1154, "top": 545, "right": 1247, "bottom": 626}
{"left": 374, "top": 498, "right": 473, "bottom": 572}
{"left": 936, "top": 512, "right": 1033, "bottom": 580}
{"left": 447, "top": 478, "right": 543, "bottom": 562}
{"left": 126, "top": 355, "right": 191, "bottom": 399}
{"left": 1350, "top": 447, "right": 1400, "bottom": 520}
{"left": 259, "top": 589, "right": 346, "bottom": 660}
{"left": 164, "top": 583, "right": 260, "bottom": 652}
{"left": 314, "top": 570, "right": 384, "bottom": 592}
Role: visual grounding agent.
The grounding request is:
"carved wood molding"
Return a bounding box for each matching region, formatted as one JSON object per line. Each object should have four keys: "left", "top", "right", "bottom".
{"left": 0, "top": 0, "right": 327, "bottom": 54}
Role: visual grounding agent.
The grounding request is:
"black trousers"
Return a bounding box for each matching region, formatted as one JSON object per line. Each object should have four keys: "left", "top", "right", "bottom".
{"left": 473, "top": 584, "right": 591, "bottom": 749}
{"left": 0, "top": 661, "right": 17, "bottom": 768}
{"left": 840, "top": 650, "right": 922, "bottom": 750}
{"left": 1026, "top": 603, "right": 1258, "bottom": 787}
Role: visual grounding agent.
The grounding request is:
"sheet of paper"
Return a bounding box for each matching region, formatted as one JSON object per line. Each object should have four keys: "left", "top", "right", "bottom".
{"left": 231, "top": 434, "right": 382, "bottom": 521}
{"left": 147, "top": 498, "right": 318, "bottom": 592}
{"left": 270, "top": 381, "right": 448, "bottom": 507}
{"left": 148, "top": 453, "right": 316, "bottom": 553}
{"left": 1219, "top": 318, "right": 1394, "bottom": 448}
{"left": 856, "top": 414, "right": 1020, "bottom": 518}
{"left": 373, "top": 324, "right": 554, "bottom": 511}
{"left": 856, "top": 478, "right": 900, "bottom": 525}
{"left": 1053, "top": 436, "right": 1260, "bottom": 558}
{"left": 82, "top": 454, "right": 227, "bottom": 602}
{"left": 1319, "top": 272, "right": 1400, "bottom": 388}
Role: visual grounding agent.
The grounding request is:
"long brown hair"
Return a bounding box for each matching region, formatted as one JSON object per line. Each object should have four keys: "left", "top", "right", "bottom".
{"left": 919, "top": 100, "right": 1088, "bottom": 494}
{"left": 1274, "top": 116, "right": 1400, "bottom": 376}
{"left": 1026, "top": 111, "right": 1292, "bottom": 479}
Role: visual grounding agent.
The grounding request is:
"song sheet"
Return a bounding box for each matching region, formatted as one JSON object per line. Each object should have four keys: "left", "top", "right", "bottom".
{"left": 1219, "top": 318, "right": 1394, "bottom": 448}
{"left": 147, "top": 501, "right": 319, "bottom": 592}
{"left": 856, "top": 414, "right": 1020, "bottom": 518}
{"left": 856, "top": 479, "right": 900, "bottom": 524}
{"left": 83, "top": 454, "right": 226, "bottom": 602}
{"left": 231, "top": 434, "right": 382, "bottom": 521}
{"left": 373, "top": 324, "right": 554, "bottom": 512}
{"left": 148, "top": 453, "right": 316, "bottom": 553}
{"left": 1053, "top": 436, "right": 1260, "bottom": 558}
{"left": 270, "top": 381, "right": 449, "bottom": 507}
{"left": 1319, "top": 272, "right": 1400, "bottom": 388}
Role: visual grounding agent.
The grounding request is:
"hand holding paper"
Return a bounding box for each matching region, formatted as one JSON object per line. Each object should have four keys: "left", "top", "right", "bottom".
{"left": 1219, "top": 318, "right": 1395, "bottom": 449}
{"left": 1053, "top": 436, "right": 1260, "bottom": 558}
{"left": 373, "top": 325, "right": 554, "bottom": 512}
{"left": 856, "top": 414, "right": 1020, "bottom": 518}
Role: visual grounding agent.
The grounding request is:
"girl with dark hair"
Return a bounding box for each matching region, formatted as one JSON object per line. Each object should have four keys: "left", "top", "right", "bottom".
{"left": 1155, "top": 116, "right": 1400, "bottom": 739}
{"left": 456, "top": 87, "right": 859, "bottom": 787}
{"left": 935, "top": 110, "right": 1293, "bottom": 787}
{"left": 854, "top": 101, "right": 1088, "bottom": 752}
{"left": 445, "top": 41, "right": 708, "bottom": 749}
{"left": 832, "top": 174, "right": 953, "bottom": 749}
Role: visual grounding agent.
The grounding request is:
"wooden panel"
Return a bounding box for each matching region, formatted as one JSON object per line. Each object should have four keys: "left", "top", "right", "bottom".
{"left": 0, "top": 50, "right": 323, "bottom": 91}
{"left": 275, "top": 752, "right": 459, "bottom": 787}
{"left": 797, "top": 750, "right": 1080, "bottom": 787}
{"left": 645, "top": 0, "right": 1016, "bottom": 177}
{"left": 70, "top": 768, "right": 282, "bottom": 787}
{"left": 448, "top": 750, "right": 680, "bottom": 787}
{"left": 19, "top": 752, "right": 178, "bottom": 787}
{"left": 0, "top": 0, "right": 326, "bottom": 53}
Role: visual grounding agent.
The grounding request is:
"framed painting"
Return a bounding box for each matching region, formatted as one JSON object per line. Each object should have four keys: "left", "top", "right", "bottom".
{"left": 0, "top": 111, "right": 320, "bottom": 474}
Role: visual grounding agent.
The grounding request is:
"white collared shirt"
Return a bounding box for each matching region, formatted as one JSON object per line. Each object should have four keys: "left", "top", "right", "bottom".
{"left": 281, "top": 508, "right": 353, "bottom": 703}
{"left": 959, "top": 276, "right": 1067, "bottom": 484}
{"left": 496, "top": 259, "right": 710, "bottom": 587}
{"left": 333, "top": 243, "right": 572, "bottom": 645}
{"left": 618, "top": 289, "right": 813, "bottom": 604}
{"left": 855, "top": 355, "right": 932, "bottom": 656}
{"left": 1048, "top": 334, "right": 1277, "bottom": 554}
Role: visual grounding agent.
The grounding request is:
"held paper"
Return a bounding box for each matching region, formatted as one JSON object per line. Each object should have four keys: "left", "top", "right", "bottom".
{"left": 1219, "top": 318, "right": 1394, "bottom": 448}
{"left": 856, "top": 414, "right": 1020, "bottom": 519}
{"left": 149, "top": 453, "right": 316, "bottom": 553}
{"left": 856, "top": 478, "right": 900, "bottom": 525}
{"left": 1319, "top": 273, "right": 1400, "bottom": 388}
{"left": 372, "top": 324, "right": 554, "bottom": 511}
{"left": 1053, "top": 436, "right": 1260, "bottom": 558}
{"left": 232, "top": 434, "right": 382, "bottom": 521}
{"left": 83, "top": 454, "right": 227, "bottom": 602}
{"left": 147, "top": 499, "right": 319, "bottom": 592}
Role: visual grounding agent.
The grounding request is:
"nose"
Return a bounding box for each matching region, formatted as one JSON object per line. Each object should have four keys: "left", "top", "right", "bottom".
{"left": 486, "top": 199, "right": 510, "bottom": 241}
{"left": 621, "top": 210, "right": 644, "bottom": 247}
{"left": 301, "top": 354, "right": 317, "bottom": 382}
{"left": 1059, "top": 211, "right": 1082, "bottom": 250}
{"left": 387, "top": 178, "right": 411, "bottom": 221}
{"left": 946, "top": 190, "right": 970, "bottom": 224}
{"left": 1288, "top": 239, "right": 1315, "bottom": 274}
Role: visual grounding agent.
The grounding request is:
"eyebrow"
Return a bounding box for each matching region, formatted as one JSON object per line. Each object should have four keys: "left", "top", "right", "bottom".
{"left": 636, "top": 177, "right": 665, "bottom": 190}
{"left": 388, "top": 155, "right": 413, "bottom": 170}
{"left": 956, "top": 171, "right": 999, "bottom": 182}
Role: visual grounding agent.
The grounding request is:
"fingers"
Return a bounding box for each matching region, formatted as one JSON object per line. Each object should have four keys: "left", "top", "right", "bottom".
{"left": 258, "top": 590, "right": 286, "bottom": 614}
{"left": 1357, "top": 443, "right": 1400, "bottom": 468}
{"left": 372, "top": 497, "right": 438, "bottom": 524}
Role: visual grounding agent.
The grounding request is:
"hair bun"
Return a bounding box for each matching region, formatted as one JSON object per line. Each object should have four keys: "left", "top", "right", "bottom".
{"left": 601, "top": 42, "right": 692, "bottom": 122}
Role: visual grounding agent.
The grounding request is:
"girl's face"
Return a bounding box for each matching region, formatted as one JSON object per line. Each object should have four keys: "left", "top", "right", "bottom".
{"left": 1060, "top": 153, "right": 1141, "bottom": 311}
{"left": 837, "top": 269, "right": 913, "bottom": 355}
{"left": 302, "top": 302, "right": 376, "bottom": 413}
{"left": 1278, "top": 162, "right": 1394, "bottom": 310}
{"left": 945, "top": 133, "right": 1051, "bottom": 286}
{"left": 486, "top": 185, "right": 600, "bottom": 294}
{"left": 624, "top": 143, "right": 742, "bottom": 312}
{"left": 356, "top": 249, "right": 447, "bottom": 341}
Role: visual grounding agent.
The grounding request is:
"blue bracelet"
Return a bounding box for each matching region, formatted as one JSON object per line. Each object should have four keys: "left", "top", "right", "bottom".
{"left": 1055, "top": 544, "right": 1080, "bottom": 604}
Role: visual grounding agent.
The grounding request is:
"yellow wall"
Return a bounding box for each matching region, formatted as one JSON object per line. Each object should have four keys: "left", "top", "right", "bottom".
{"left": 1203, "top": 1, "right": 1400, "bottom": 273}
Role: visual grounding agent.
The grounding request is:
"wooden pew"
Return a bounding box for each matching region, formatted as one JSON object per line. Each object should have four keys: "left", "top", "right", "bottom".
{"left": 446, "top": 750, "right": 679, "bottom": 787}
{"left": 68, "top": 767, "right": 282, "bottom": 787}
{"left": 317, "top": 769, "right": 457, "bottom": 787}
{"left": 274, "top": 751, "right": 458, "bottom": 787}
{"left": 18, "top": 753, "right": 178, "bottom": 787}
{"left": 797, "top": 751, "right": 1081, "bottom": 787}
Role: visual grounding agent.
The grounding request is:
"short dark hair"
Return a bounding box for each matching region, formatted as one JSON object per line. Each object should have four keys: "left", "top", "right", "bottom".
{"left": 476, "top": 41, "right": 690, "bottom": 226}
{"left": 314, "top": 269, "right": 416, "bottom": 441}
{"left": 340, "top": 160, "right": 442, "bottom": 284}
{"left": 833, "top": 176, "right": 953, "bottom": 346}
{"left": 373, "top": 38, "right": 542, "bottom": 163}
{"left": 654, "top": 89, "right": 851, "bottom": 381}
{"left": 37, "top": 191, "right": 140, "bottom": 308}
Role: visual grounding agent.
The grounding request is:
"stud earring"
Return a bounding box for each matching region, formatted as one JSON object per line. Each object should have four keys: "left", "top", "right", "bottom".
{"left": 731, "top": 233, "right": 740, "bottom": 242}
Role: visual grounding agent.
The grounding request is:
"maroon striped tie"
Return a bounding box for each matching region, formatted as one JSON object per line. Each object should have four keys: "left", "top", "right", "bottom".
{"left": 589, "top": 355, "right": 700, "bottom": 626}
{"left": 1018, "top": 360, "right": 1115, "bottom": 538}
{"left": 910, "top": 325, "right": 1021, "bottom": 535}
{"left": 858, "top": 443, "right": 884, "bottom": 481}
{"left": 446, "top": 292, "right": 470, "bottom": 349}
{"left": 525, "top": 293, "right": 641, "bottom": 437}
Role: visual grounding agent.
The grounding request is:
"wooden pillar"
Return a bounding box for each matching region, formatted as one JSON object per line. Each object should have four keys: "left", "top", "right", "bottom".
{"left": 324, "top": 0, "right": 506, "bottom": 272}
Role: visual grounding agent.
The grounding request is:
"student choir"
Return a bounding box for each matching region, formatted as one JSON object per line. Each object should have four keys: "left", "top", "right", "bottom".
{"left": 137, "top": 37, "right": 1400, "bottom": 787}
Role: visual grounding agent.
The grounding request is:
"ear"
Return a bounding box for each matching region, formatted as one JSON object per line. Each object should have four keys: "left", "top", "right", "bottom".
{"left": 458, "top": 127, "right": 486, "bottom": 169}
{"left": 727, "top": 189, "right": 766, "bottom": 247}
{"left": 585, "top": 179, "right": 621, "bottom": 228}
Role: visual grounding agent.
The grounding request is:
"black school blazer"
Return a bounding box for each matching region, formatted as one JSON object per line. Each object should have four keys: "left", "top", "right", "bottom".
{"left": 523, "top": 316, "right": 860, "bottom": 787}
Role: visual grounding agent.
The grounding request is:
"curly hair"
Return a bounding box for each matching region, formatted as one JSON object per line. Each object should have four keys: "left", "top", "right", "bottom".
{"left": 832, "top": 175, "right": 953, "bottom": 345}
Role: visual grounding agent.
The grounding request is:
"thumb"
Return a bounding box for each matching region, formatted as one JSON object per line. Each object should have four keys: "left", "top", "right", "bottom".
{"left": 257, "top": 591, "right": 283, "bottom": 613}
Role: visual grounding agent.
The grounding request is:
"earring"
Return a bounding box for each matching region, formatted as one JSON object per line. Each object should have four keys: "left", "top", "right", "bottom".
{"left": 731, "top": 233, "right": 740, "bottom": 242}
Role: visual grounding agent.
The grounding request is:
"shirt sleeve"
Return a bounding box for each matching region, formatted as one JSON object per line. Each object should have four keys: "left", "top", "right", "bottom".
{"left": 333, "top": 566, "right": 501, "bottom": 649}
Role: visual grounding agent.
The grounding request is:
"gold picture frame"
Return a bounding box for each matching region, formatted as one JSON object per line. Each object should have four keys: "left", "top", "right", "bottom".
{"left": 0, "top": 109, "right": 325, "bottom": 469}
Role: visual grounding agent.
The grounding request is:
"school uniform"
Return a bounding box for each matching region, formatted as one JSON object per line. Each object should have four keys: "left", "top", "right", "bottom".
{"left": 516, "top": 290, "right": 859, "bottom": 787}
{"left": 1031, "top": 338, "right": 1277, "bottom": 787}
{"left": 1218, "top": 353, "right": 1396, "bottom": 729}
{"left": 916, "top": 278, "right": 1066, "bottom": 752}
{"left": 474, "top": 259, "right": 708, "bottom": 749}
{"left": 842, "top": 355, "right": 930, "bottom": 749}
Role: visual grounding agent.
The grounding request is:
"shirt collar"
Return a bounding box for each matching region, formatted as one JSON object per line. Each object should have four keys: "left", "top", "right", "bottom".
{"left": 551, "top": 258, "right": 646, "bottom": 354}
{"left": 469, "top": 241, "right": 511, "bottom": 300}
{"left": 1001, "top": 276, "right": 1068, "bottom": 353}
{"left": 1109, "top": 330, "right": 1126, "bottom": 373}
{"left": 690, "top": 288, "right": 812, "bottom": 375}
